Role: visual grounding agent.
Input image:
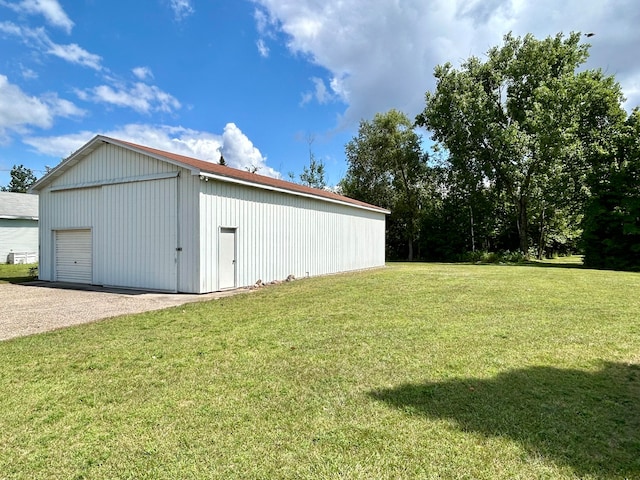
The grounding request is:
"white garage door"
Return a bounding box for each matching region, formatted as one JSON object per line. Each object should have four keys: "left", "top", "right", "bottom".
{"left": 55, "top": 229, "right": 92, "bottom": 284}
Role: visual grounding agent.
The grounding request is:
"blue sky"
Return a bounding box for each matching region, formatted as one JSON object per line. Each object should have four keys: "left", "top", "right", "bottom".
{"left": 1, "top": 0, "right": 639, "bottom": 189}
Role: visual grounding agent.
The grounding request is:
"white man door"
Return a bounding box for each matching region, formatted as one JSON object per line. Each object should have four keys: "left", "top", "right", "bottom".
{"left": 218, "top": 227, "right": 236, "bottom": 290}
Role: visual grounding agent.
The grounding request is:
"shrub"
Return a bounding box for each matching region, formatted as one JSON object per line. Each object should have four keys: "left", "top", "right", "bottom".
{"left": 461, "top": 250, "right": 525, "bottom": 264}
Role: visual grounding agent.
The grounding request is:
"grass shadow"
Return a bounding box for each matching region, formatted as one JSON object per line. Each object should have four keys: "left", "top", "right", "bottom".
{"left": 17, "top": 281, "right": 148, "bottom": 295}
{"left": 455, "top": 259, "right": 588, "bottom": 270}
{"left": 0, "top": 276, "right": 33, "bottom": 284}
{"left": 0, "top": 264, "right": 37, "bottom": 284}
{"left": 518, "top": 261, "right": 586, "bottom": 270}
{"left": 370, "top": 362, "right": 640, "bottom": 478}
{"left": 462, "top": 261, "right": 586, "bottom": 270}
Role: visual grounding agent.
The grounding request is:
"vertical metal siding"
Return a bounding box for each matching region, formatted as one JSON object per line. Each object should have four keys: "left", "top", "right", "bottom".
{"left": 0, "top": 219, "right": 38, "bottom": 262}
{"left": 38, "top": 187, "right": 102, "bottom": 281}
{"left": 101, "top": 178, "right": 178, "bottom": 291}
{"left": 57, "top": 143, "right": 177, "bottom": 185}
{"left": 199, "top": 179, "right": 386, "bottom": 292}
{"left": 175, "top": 172, "right": 200, "bottom": 293}
{"left": 38, "top": 143, "right": 198, "bottom": 291}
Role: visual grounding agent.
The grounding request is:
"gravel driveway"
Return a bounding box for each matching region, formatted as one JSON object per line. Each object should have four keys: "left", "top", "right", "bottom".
{"left": 0, "top": 281, "right": 246, "bottom": 341}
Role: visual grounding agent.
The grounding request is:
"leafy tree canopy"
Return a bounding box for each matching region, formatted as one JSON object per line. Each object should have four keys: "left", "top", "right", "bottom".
{"left": 581, "top": 108, "right": 640, "bottom": 270}
{"left": 1, "top": 164, "right": 37, "bottom": 193}
{"left": 416, "top": 32, "right": 627, "bottom": 256}
{"left": 341, "top": 109, "right": 430, "bottom": 260}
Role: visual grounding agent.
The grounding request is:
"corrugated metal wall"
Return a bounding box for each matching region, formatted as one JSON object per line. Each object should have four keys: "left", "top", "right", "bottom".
{"left": 38, "top": 141, "right": 385, "bottom": 293}
{"left": 38, "top": 187, "right": 102, "bottom": 281}
{"left": 0, "top": 219, "right": 39, "bottom": 263}
{"left": 100, "top": 178, "right": 178, "bottom": 290}
{"left": 176, "top": 173, "right": 200, "bottom": 293}
{"left": 199, "top": 180, "right": 386, "bottom": 292}
{"left": 38, "top": 143, "right": 200, "bottom": 292}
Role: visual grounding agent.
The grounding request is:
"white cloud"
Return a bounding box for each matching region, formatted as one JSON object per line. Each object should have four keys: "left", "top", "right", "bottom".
{"left": 0, "top": 0, "right": 74, "bottom": 33}
{"left": 255, "top": 8, "right": 280, "bottom": 59}
{"left": 132, "top": 66, "right": 154, "bottom": 81}
{"left": 257, "top": 38, "right": 270, "bottom": 58}
{"left": 22, "top": 130, "right": 93, "bottom": 158}
{"left": 0, "top": 21, "right": 102, "bottom": 70}
{"left": 0, "top": 75, "right": 84, "bottom": 142}
{"left": 23, "top": 125, "right": 218, "bottom": 160}
{"left": 329, "top": 75, "right": 349, "bottom": 103}
{"left": 221, "top": 123, "right": 279, "bottom": 177}
{"left": 78, "top": 82, "right": 181, "bottom": 114}
{"left": 20, "top": 64, "right": 38, "bottom": 80}
{"left": 622, "top": 73, "right": 640, "bottom": 111}
{"left": 169, "top": 0, "right": 194, "bottom": 21}
{"left": 24, "top": 123, "right": 281, "bottom": 178}
{"left": 0, "top": 75, "right": 51, "bottom": 135}
{"left": 301, "top": 77, "right": 332, "bottom": 106}
{"left": 46, "top": 41, "right": 102, "bottom": 70}
{"left": 0, "top": 21, "right": 23, "bottom": 37}
{"left": 252, "top": 0, "right": 640, "bottom": 128}
{"left": 42, "top": 92, "right": 85, "bottom": 118}
{"left": 254, "top": 8, "right": 271, "bottom": 35}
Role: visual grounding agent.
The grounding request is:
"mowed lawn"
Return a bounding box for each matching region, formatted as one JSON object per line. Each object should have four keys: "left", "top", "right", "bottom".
{"left": 0, "top": 262, "right": 638, "bottom": 479}
{"left": 0, "top": 263, "right": 35, "bottom": 284}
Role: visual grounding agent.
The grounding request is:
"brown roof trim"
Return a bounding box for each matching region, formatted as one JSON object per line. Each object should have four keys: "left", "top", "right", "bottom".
{"left": 105, "top": 137, "right": 389, "bottom": 213}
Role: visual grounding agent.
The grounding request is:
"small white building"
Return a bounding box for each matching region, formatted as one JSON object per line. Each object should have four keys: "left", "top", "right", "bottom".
{"left": 30, "top": 136, "right": 388, "bottom": 292}
{"left": 0, "top": 191, "right": 39, "bottom": 264}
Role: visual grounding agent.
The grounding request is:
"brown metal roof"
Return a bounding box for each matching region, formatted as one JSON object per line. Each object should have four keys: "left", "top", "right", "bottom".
{"left": 108, "top": 137, "right": 389, "bottom": 213}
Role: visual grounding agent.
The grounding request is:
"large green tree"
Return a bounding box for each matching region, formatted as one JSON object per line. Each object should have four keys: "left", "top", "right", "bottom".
{"left": 1, "top": 164, "right": 37, "bottom": 193}
{"left": 340, "top": 109, "right": 429, "bottom": 260}
{"left": 581, "top": 108, "right": 640, "bottom": 270}
{"left": 419, "top": 162, "right": 507, "bottom": 260}
{"left": 416, "top": 32, "right": 626, "bottom": 257}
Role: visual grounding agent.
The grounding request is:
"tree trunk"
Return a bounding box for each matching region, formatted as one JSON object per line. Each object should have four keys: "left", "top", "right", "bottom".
{"left": 469, "top": 205, "right": 476, "bottom": 252}
{"left": 517, "top": 196, "right": 529, "bottom": 257}
{"left": 407, "top": 238, "right": 414, "bottom": 261}
{"left": 537, "top": 207, "right": 546, "bottom": 260}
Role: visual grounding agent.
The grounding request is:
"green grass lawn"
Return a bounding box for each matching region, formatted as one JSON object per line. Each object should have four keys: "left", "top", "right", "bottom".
{"left": 1, "top": 261, "right": 638, "bottom": 479}
{"left": 0, "top": 263, "right": 36, "bottom": 284}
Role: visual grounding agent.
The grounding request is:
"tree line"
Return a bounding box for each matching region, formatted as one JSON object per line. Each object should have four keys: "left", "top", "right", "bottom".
{"left": 339, "top": 32, "right": 640, "bottom": 270}
{"left": 6, "top": 33, "right": 638, "bottom": 270}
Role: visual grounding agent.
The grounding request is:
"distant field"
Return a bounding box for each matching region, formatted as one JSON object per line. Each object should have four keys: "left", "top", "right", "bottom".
{"left": 0, "top": 261, "right": 638, "bottom": 479}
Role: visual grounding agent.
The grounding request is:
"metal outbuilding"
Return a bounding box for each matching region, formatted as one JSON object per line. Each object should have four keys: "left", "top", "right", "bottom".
{"left": 0, "top": 191, "right": 39, "bottom": 264}
{"left": 30, "top": 135, "right": 389, "bottom": 293}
